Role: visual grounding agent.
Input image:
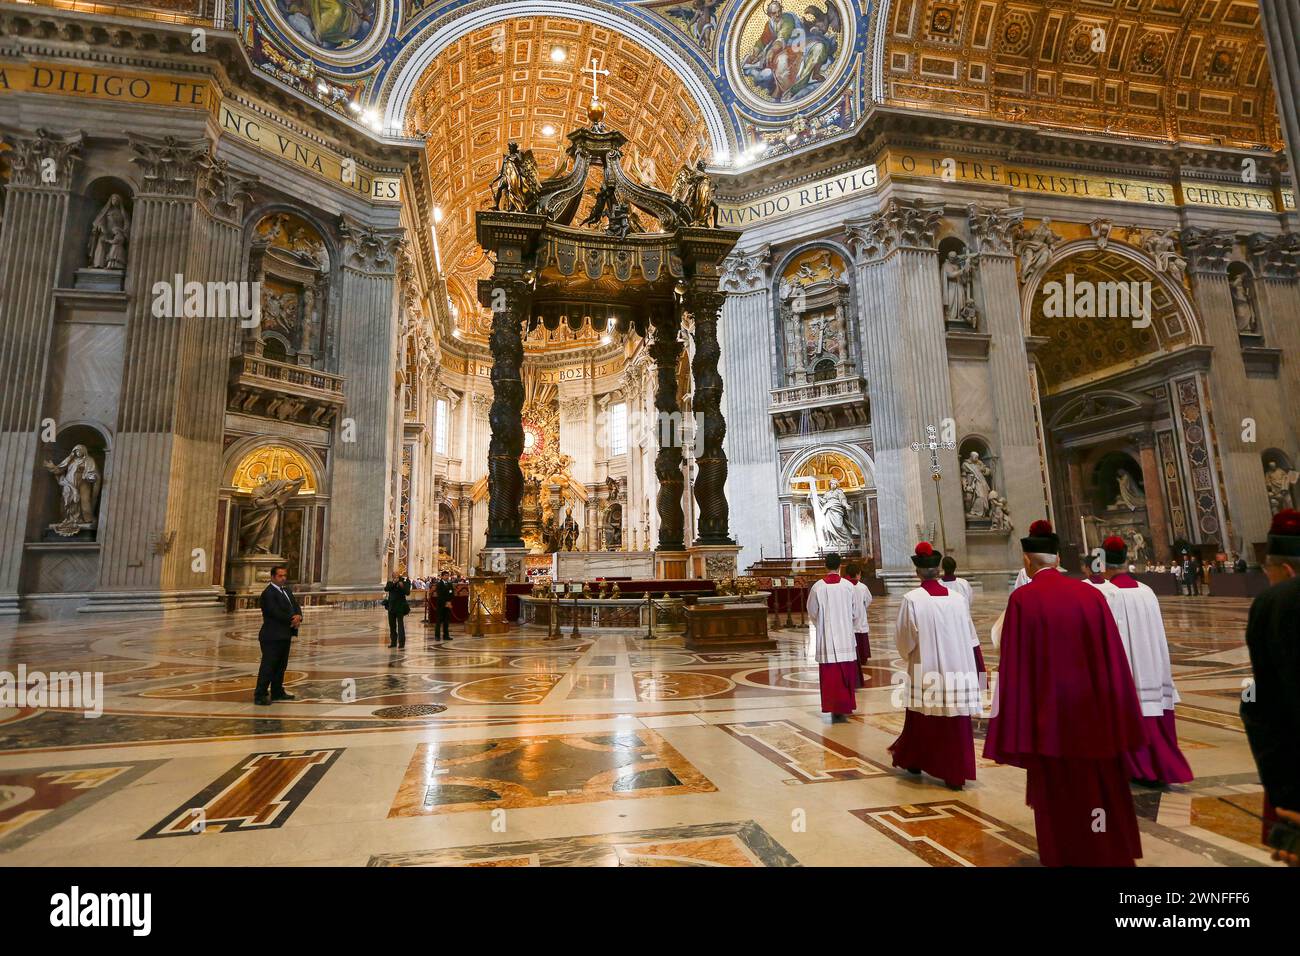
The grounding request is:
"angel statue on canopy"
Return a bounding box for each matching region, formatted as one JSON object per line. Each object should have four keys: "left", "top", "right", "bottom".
{"left": 491, "top": 142, "right": 541, "bottom": 212}
{"left": 671, "top": 159, "right": 719, "bottom": 227}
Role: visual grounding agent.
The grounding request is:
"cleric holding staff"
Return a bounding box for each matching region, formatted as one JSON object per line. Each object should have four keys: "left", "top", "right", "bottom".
{"left": 984, "top": 519, "right": 1146, "bottom": 866}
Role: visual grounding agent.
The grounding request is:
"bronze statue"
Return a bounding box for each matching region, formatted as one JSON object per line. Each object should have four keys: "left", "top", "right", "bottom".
{"left": 491, "top": 143, "right": 540, "bottom": 212}
{"left": 671, "top": 159, "right": 719, "bottom": 227}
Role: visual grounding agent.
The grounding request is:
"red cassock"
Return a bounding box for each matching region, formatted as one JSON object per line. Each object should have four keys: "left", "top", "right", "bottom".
{"left": 984, "top": 568, "right": 1147, "bottom": 866}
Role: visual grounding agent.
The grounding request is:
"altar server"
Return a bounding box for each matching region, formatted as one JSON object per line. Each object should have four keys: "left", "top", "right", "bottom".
{"left": 1086, "top": 536, "right": 1193, "bottom": 786}
{"left": 985, "top": 520, "right": 1146, "bottom": 866}
{"left": 888, "top": 542, "right": 981, "bottom": 790}
{"left": 843, "top": 560, "right": 873, "bottom": 684}
{"left": 939, "top": 555, "right": 974, "bottom": 605}
{"left": 806, "top": 552, "right": 861, "bottom": 721}
{"left": 938, "top": 555, "right": 986, "bottom": 679}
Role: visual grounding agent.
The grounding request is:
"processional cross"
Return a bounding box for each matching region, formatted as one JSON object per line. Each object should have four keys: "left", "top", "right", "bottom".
{"left": 910, "top": 423, "right": 956, "bottom": 551}
{"left": 585, "top": 57, "right": 610, "bottom": 109}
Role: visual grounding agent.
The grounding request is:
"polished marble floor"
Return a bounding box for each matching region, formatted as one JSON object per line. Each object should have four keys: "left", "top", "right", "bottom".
{"left": 0, "top": 591, "right": 1277, "bottom": 867}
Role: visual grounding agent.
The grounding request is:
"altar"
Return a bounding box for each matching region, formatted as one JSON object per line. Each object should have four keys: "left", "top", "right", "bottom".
{"left": 553, "top": 550, "right": 654, "bottom": 581}
{"left": 518, "top": 579, "right": 770, "bottom": 635}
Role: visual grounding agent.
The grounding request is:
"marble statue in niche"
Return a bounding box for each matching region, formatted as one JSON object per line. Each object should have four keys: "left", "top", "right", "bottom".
{"left": 1109, "top": 468, "right": 1146, "bottom": 511}
{"left": 941, "top": 250, "right": 979, "bottom": 328}
{"left": 961, "top": 450, "right": 993, "bottom": 518}
{"left": 1230, "top": 271, "right": 1259, "bottom": 334}
{"left": 1265, "top": 459, "right": 1299, "bottom": 514}
{"left": 987, "top": 490, "right": 1012, "bottom": 532}
{"left": 87, "top": 195, "right": 130, "bottom": 271}
{"left": 793, "top": 476, "right": 856, "bottom": 551}
{"left": 238, "top": 475, "right": 306, "bottom": 555}
{"left": 43, "top": 444, "right": 100, "bottom": 536}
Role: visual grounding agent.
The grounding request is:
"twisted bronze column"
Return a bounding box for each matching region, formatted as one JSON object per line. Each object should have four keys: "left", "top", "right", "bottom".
{"left": 650, "top": 304, "right": 685, "bottom": 551}
{"left": 484, "top": 279, "right": 529, "bottom": 549}
{"left": 688, "top": 285, "right": 732, "bottom": 545}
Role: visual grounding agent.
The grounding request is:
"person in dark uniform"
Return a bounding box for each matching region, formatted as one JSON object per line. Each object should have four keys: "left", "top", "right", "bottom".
{"left": 385, "top": 572, "right": 412, "bottom": 648}
{"left": 433, "top": 570, "right": 456, "bottom": 641}
{"left": 255, "top": 564, "right": 300, "bottom": 706}
{"left": 1241, "top": 509, "right": 1300, "bottom": 865}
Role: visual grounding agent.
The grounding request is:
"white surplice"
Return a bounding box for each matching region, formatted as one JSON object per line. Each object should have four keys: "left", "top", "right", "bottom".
{"left": 851, "top": 579, "right": 872, "bottom": 632}
{"left": 1011, "top": 567, "right": 1031, "bottom": 591}
{"left": 939, "top": 576, "right": 974, "bottom": 606}
{"left": 807, "top": 577, "right": 860, "bottom": 664}
{"left": 895, "top": 587, "right": 983, "bottom": 716}
{"left": 1084, "top": 578, "right": 1179, "bottom": 716}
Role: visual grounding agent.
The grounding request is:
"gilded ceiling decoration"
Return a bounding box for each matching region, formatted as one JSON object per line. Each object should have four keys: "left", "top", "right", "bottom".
{"left": 882, "top": 0, "right": 1279, "bottom": 147}
{"left": 1031, "top": 246, "right": 1194, "bottom": 395}
{"left": 407, "top": 17, "right": 710, "bottom": 348}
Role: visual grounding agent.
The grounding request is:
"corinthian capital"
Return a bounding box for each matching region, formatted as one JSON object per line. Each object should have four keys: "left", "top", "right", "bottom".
{"left": 719, "top": 244, "right": 771, "bottom": 293}
{"left": 845, "top": 198, "right": 944, "bottom": 261}
{"left": 1179, "top": 227, "right": 1236, "bottom": 275}
{"left": 1245, "top": 232, "right": 1300, "bottom": 279}
{"left": 199, "top": 158, "right": 257, "bottom": 222}
{"left": 339, "top": 217, "right": 405, "bottom": 273}
{"left": 6, "top": 128, "right": 82, "bottom": 188}
{"left": 129, "top": 134, "right": 212, "bottom": 198}
{"left": 967, "top": 204, "right": 1023, "bottom": 255}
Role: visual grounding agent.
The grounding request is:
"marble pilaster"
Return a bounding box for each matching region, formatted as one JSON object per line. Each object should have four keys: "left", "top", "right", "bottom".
{"left": 718, "top": 246, "right": 782, "bottom": 569}
{"left": 324, "top": 218, "right": 405, "bottom": 588}
{"left": 1180, "top": 228, "right": 1271, "bottom": 551}
{"left": 89, "top": 135, "right": 241, "bottom": 611}
{"left": 847, "top": 199, "right": 962, "bottom": 579}
{"left": 0, "top": 128, "right": 82, "bottom": 614}
{"left": 968, "top": 204, "right": 1044, "bottom": 554}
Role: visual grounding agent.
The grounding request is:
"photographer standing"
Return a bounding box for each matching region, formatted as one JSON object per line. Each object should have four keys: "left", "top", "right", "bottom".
{"left": 384, "top": 572, "right": 412, "bottom": 649}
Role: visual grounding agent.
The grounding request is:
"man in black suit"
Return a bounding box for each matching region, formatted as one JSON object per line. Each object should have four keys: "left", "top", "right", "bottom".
{"left": 255, "top": 564, "right": 301, "bottom": 705}
{"left": 433, "top": 570, "right": 456, "bottom": 642}
{"left": 1241, "top": 509, "right": 1300, "bottom": 865}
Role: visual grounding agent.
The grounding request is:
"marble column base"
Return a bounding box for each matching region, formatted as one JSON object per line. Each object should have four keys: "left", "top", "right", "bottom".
{"left": 655, "top": 550, "right": 689, "bottom": 580}
{"left": 0, "top": 595, "right": 19, "bottom": 616}
{"left": 227, "top": 555, "right": 287, "bottom": 596}
{"left": 688, "top": 544, "right": 741, "bottom": 581}
{"left": 79, "top": 588, "right": 225, "bottom": 614}
{"left": 477, "top": 546, "right": 528, "bottom": 583}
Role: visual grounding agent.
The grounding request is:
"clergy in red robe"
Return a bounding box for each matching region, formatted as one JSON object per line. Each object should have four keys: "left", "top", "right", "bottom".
{"left": 1086, "top": 536, "right": 1193, "bottom": 786}
{"left": 984, "top": 519, "right": 1147, "bottom": 867}
{"left": 843, "top": 560, "right": 873, "bottom": 685}
{"left": 889, "top": 542, "right": 981, "bottom": 790}
{"left": 807, "top": 552, "right": 862, "bottom": 721}
{"left": 1241, "top": 509, "right": 1300, "bottom": 858}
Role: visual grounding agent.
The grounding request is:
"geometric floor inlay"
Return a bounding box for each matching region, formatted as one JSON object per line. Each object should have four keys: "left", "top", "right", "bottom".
{"left": 367, "top": 820, "right": 799, "bottom": 866}
{"left": 388, "top": 730, "right": 716, "bottom": 816}
{"left": 850, "top": 801, "right": 1040, "bottom": 867}
{"left": 717, "top": 719, "right": 891, "bottom": 783}
{"left": 140, "top": 749, "right": 343, "bottom": 838}
{"left": 0, "top": 761, "right": 165, "bottom": 851}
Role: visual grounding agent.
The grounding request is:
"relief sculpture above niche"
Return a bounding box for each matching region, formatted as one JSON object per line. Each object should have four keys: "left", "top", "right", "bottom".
{"left": 778, "top": 247, "right": 853, "bottom": 385}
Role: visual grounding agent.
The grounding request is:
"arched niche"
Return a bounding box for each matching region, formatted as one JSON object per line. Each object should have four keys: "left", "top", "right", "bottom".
{"left": 69, "top": 177, "right": 134, "bottom": 291}
{"left": 773, "top": 244, "right": 855, "bottom": 386}
{"left": 1262, "top": 449, "right": 1298, "bottom": 514}
{"left": 221, "top": 440, "right": 326, "bottom": 587}
{"left": 958, "top": 434, "right": 1008, "bottom": 530}
{"left": 781, "top": 446, "right": 876, "bottom": 559}
{"left": 244, "top": 209, "right": 333, "bottom": 369}
{"left": 38, "top": 423, "right": 110, "bottom": 541}
{"left": 1226, "top": 262, "right": 1263, "bottom": 337}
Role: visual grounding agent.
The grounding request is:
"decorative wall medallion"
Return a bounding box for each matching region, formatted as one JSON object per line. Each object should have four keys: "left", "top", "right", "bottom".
{"left": 729, "top": 0, "right": 854, "bottom": 112}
